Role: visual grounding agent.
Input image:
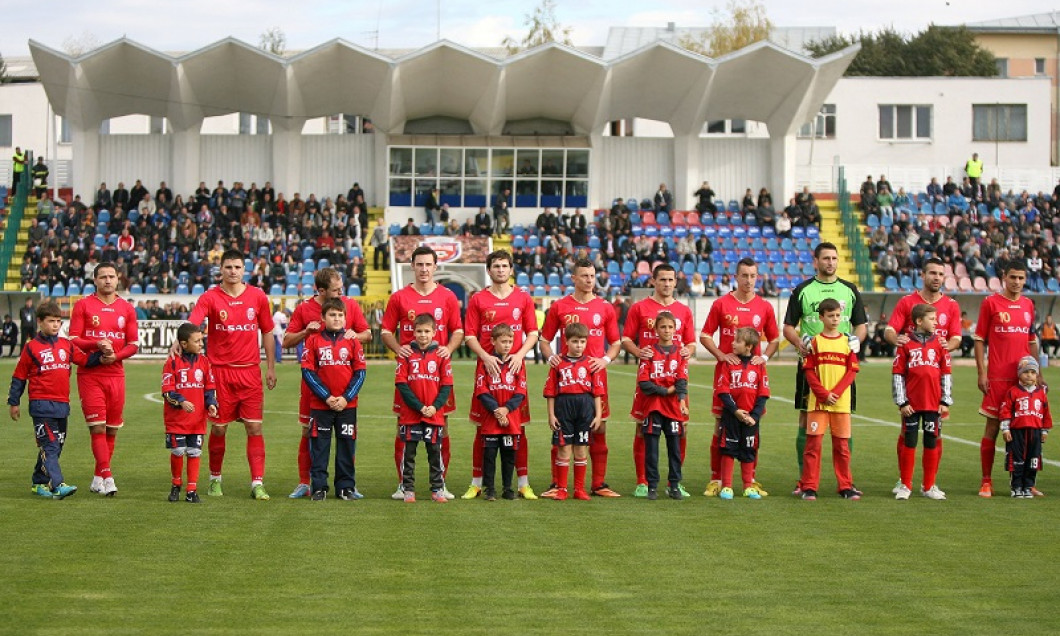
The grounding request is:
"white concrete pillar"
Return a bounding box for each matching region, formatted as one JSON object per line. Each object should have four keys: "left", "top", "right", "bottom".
{"left": 770, "top": 133, "right": 796, "bottom": 207}
{"left": 71, "top": 122, "right": 100, "bottom": 201}
{"left": 588, "top": 130, "right": 605, "bottom": 210}
{"left": 673, "top": 134, "right": 701, "bottom": 211}
{"left": 170, "top": 120, "right": 203, "bottom": 194}
{"left": 270, "top": 117, "right": 307, "bottom": 195}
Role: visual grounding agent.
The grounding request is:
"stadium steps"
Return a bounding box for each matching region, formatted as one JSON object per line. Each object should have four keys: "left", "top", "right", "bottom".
{"left": 362, "top": 206, "right": 390, "bottom": 296}
{"left": 4, "top": 203, "right": 37, "bottom": 291}
{"left": 816, "top": 201, "right": 856, "bottom": 280}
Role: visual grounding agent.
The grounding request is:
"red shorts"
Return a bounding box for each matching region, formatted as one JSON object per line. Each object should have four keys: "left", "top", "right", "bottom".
{"left": 299, "top": 385, "right": 311, "bottom": 426}
{"left": 78, "top": 372, "right": 125, "bottom": 427}
{"left": 212, "top": 366, "right": 264, "bottom": 424}
{"left": 980, "top": 379, "right": 1018, "bottom": 419}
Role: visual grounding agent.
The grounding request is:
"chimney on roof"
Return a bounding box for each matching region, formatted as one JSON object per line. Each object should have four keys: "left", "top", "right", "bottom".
{"left": 666, "top": 22, "right": 676, "bottom": 32}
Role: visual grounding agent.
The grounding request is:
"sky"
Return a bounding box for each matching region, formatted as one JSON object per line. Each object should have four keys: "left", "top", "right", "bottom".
{"left": 4, "top": 0, "right": 1054, "bottom": 58}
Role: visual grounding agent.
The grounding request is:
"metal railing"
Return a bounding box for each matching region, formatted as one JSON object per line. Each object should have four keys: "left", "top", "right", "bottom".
{"left": 837, "top": 166, "right": 874, "bottom": 291}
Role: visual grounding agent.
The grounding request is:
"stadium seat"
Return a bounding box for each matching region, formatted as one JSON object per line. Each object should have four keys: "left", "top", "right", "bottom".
{"left": 512, "top": 224, "right": 526, "bottom": 237}
{"left": 973, "top": 278, "right": 989, "bottom": 292}
{"left": 682, "top": 261, "right": 695, "bottom": 275}
{"left": 347, "top": 284, "right": 362, "bottom": 297}
{"left": 806, "top": 226, "right": 820, "bottom": 239}
{"left": 303, "top": 246, "right": 315, "bottom": 260}
{"left": 607, "top": 262, "right": 619, "bottom": 275}
{"left": 301, "top": 284, "right": 315, "bottom": 296}
{"left": 697, "top": 262, "right": 711, "bottom": 276}
{"left": 98, "top": 210, "right": 111, "bottom": 223}
{"left": 192, "top": 284, "right": 205, "bottom": 295}
{"left": 988, "top": 278, "right": 1003, "bottom": 293}
{"left": 671, "top": 211, "right": 686, "bottom": 226}
{"left": 286, "top": 272, "right": 299, "bottom": 285}
{"left": 285, "top": 283, "right": 298, "bottom": 295}
{"left": 547, "top": 273, "right": 560, "bottom": 287}
{"left": 621, "top": 261, "right": 635, "bottom": 275}
{"left": 727, "top": 200, "right": 739, "bottom": 213}
{"left": 128, "top": 210, "right": 139, "bottom": 222}
{"left": 516, "top": 273, "right": 530, "bottom": 287}
{"left": 958, "top": 277, "right": 974, "bottom": 292}
{"left": 527, "top": 236, "right": 540, "bottom": 249}
{"left": 732, "top": 225, "right": 747, "bottom": 239}
{"left": 66, "top": 282, "right": 81, "bottom": 296}
{"left": 899, "top": 275, "right": 913, "bottom": 291}
{"left": 93, "top": 235, "right": 105, "bottom": 247}
{"left": 791, "top": 226, "right": 805, "bottom": 239}
{"left": 350, "top": 247, "right": 363, "bottom": 259}
{"left": 512, "top": 236, "right": 526, "bottom": 249}
{"left": 548, "top": 286, "right": 561, "bottom": 297}
{"left": 145, "top": 284, "right": 159, "bottom": 294}
{"left": 674, "top": 226, "right": 688, "bottom": 238}
{"left": 657, "top": 212, "right": 669, "bottom": 226}
{"left": 531, "top": 272, "right": 545, "bottom": 286}
{"left": 1049, "top": 278, "right": 1060, "bottom": 293}
{"left": 317, "top": 259, "right": 329, "bottom": 271}
{"left": 631, "top": 212, "right": 642, "bottom": 225}
{"left": 302, "top": 259, "right": 316, "bottom": 273}
{"left": 389, "top": 224, "right": 401, "bottom": 236}
{"left": 270, "top": 284, "right": 283, "bottom": 295}
{"left": 532, "top": 286, "right": 546, "bottom": 297}
{"left": 83, "top": 284, "right": 95, "bottom": 295}
{"left": 884, "top": 276, "right": 899, "bottom": 291}
{"left": 129, "top": 284, "right": 143, "bottom": 294}
{"left": 943, "top": 276, "right": 958, "bottom": 292}
{"left": 588, "top": 236, "right": 600, "bottom": 249}
{"left": 800, "top": 264, "right": 814, "bottom": 276}
{"left": 301, "top": 272, "right": 314, "bottom": 286}
{"left": 176, "top": 284, "right": 189, "bottom": 294}
{"left": 747, "top": 225, "right": 761, "bottom": 238}
{"left": 562, "top": 273, "right": 573, "bottom": 286}
{"left": 700, "top": 212, "right": 714, "bottom": 225}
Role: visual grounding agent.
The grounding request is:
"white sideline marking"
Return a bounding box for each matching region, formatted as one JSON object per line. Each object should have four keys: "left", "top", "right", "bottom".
{"left": 607, "top": 370, "right": 1060, "bottom": 468}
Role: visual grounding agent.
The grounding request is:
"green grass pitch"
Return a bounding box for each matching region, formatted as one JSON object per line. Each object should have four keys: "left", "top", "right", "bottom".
{"left": 2, "top": 357, "right": 1059, "bottom": 635}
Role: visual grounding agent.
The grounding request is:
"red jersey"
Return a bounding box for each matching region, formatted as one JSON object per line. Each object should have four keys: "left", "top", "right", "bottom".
{"left": 188, "top": 285, "right": 275, "bottom": 367}
{"left": 716, "top": 358, "right": 771, "bottom": 412}
{"left": 161, "top": 353, "right": 216, "bottom": 434}
{"left": 464, "top": 287, "right": 538, "bottom": 354}
{"left": 1000, "top": 384, "right": 1053, "bottom": 430}
{"left": 541, "top": 295, "right": 619, "bottom": 358}
{"left": 622, "top": 296, "right": 696, "bottom": 349}
{"left": 974, "top": 294, "right": 1036, "bottom": 381}
{"left": 68, "top": 294, "right": 139, "bottom": 376}
{"left": 887, "top": 292, "right": 961, "bottom": 344}
{"left": 382, "top": 284, "right": 462, "bottom": 348}
{"left": 288, "top": 296, "right": 370, "bottom": 337}
{"left": 394, "top": 344, "right": 453, "bottom": 426}
{"left": 10, "top": 334, "right": 92, "bottom": 409}
{"left": 700, "top": 293, "right": 779, "bottom": 356}
{"left": 892, "top": 335, "right": 952, "bottom": 412}
{"left": 301, "top": 331, "right": 367, "bottom": 411}
{"left": 470, "top": 359, "right": 529, "bottom": 434}
{"left": 633, "top": 344, "right": 689, "bottom": 422}
{"left": 543, "top": 356, "right": 606, "bottom": 398}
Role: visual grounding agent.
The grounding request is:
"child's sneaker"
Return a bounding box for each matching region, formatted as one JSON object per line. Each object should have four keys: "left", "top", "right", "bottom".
{"left": 169, "top": 485, "right": 181, "bottom": 502}
{"left": 552, "top": 488, "right": 569, "bottom": 501}
{"left": 792, "top": 484, "right": 804, "bottom": 497}
{"left": 403, "top": 490, "right": 416, "bottom": 503}
{"left": 633, "top": 483, "right": 649, "bottom": 498}
{"left": 502, "top": 489, "right": 517, "bottom": 500}
{"left": 517, "top": 486, "right": 537, "bottom": 500}
{"left": 894, "top": 485, "right": 912, "bottom": 500}
{"left": 338, "top": 488, "right": 358, "bottom": 501}
{"left": 251, "top": 484, "right": 270, "bottom": 501}
{"left": 102, "top": 477, "right": 118, "bottom": 497}
{"left": 208, "top": 478, "right": 224, "bottom": 497}
{"left": 591, "top": 484, "right": 621, "bottom": 497}
{"left": 800, "top": 489, "right": 817, "bottom": 501}
{"left": 311, "top": 490, "right": 326, "bottom": 501}
{"left": 646, "top": 487, "right": 658, "bottom": 500}
{"left": 31, "top": 484, "right": 53, "bottom": 498}
{"left": 461, "top": 485, "right": 482, "bottom": 499}
{"left": 431, "top": 490, "right": 448, "bottom": 503}
{"left": 891, "top": 480, "right": 905, "bottom": 495}
{"left": 1020, "top": 489, "right": 1034, "bottom": 499}
{"left": 704, "top": 479, "right": 722, "bottom": 497}
{"left": 978, "top": 479, "right": 993, "bottom": 498}
{"left": 839, "top": 489, "right": 861, "bottom": 500}
{"left": 288, "top": 483, "right": 311, "bottom": 499}
{"left": 185, "top": 490, "right": 201, "bottom": 503}
{"left": 52, "top": 483, "right": 77, "bottom": 499}
{"left": 921, "top": 485, "right": 946, "bottom": 500}
{"left": 743, "top": 487, "right": 762, "bottom": 500}
{"left": 90, "top": 476, "right": 105, "bottom": 493}
{"left": 439, "top": 486, "right": 455, "bottom": 500}
{"left": 572, "top": 489, "right": 591, "bottom": 501}
{"left": 483, "top": 488, "right": 497, "bottom": 501}
{"left": 667, "top": 486, "right": 684, "bottom": 501}
{"left": 749, "top": 481, "right": 768, "bottom": 497}
{"left": 392, "top": 485, "right": 406, "bottom": 500}
{"left": 719, "top": 487, "right": 734, "bottom": 500}
{"left": 539, "top": 485, "right": 561, "bottom": 499}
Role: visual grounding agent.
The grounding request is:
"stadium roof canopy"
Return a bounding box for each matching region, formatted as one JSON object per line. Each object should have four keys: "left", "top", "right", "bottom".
{"left": 29, "top": 36, "right": 858, "bottom": 137}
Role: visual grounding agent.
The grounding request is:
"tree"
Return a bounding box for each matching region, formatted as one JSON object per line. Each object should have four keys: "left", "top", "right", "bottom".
{"left": 677, "top": 0, "right": 773, "bottom": 58}
{"left": 805, "top": 25, "right": 996, "bottom": 77}
{"left": 62, "top": 32, "right": 102, "bottom": 57}
{"left": 501, "top": 0, "right": 572, "bottom": 55}
{"left": 259, "top": 27, "right": 287, "bottom": 56}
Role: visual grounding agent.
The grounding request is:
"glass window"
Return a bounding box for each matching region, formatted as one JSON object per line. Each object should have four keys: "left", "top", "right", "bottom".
{"left": 541, "top": 150, "right": 563, "bottom": 176}
{"left": 996, "top": 58, "right": 1008, "bottom": 77}
{"left": 706, "top": 120, "right": 726, "bottom": 134}
{"left": 60, "top": 116, "right": 71, "bottom": 143}
{"left": 491, "top": 149, "right": 514, "bottom": 178}
{"left": 516, "top": 149, "right": 539, "bottom": 177}
{"left": 150, "top": 116, "right": 166, "bottom": 135}
{"left": 730, "top": 119, "right": 746, "bottom": 134}
{"left": 256, "top": 116, "right": 269, "bottom": 135}
{"left": 567, "top": 150, "right": 589, "bottom": 178}
{"left": 465, "top": 149, "right": 487, "bottom": 177}
{"left": 973, "top": 104, "right": 1028, "bottom": 142}
{"left": 239, "top": 113, "right": 252, "bottom": 135}
{"left": 389, "top": 178, "right": 412, "bottom": 206}
{"left": 1036, "top": 58, "right": 1046, "bottom": 75}
{"left": 99, "top": 119, "right": 111, "bottom": 135}
{"left": 878, "top": 105, "right": 931, "bottom": 140}
{"left": 390, "top": 148, "right": 412, "bottom": 175}
{"left": 0, "top": 114, "right": 11, "bottom": 147}
{"left": 414, "top": 148, "right": 438, "bottom": 176}
{"left": 798, "top": 104, "right": 836, "bottom": 139}
{"left": 464, "top": 179, "right": 487, "bottom": 207}
{"left": 439, "top": 149, "right": 463, "bottom": 176}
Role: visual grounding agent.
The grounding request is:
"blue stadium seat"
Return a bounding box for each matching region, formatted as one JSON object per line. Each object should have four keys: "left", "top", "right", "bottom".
{"left": 548, "top": 286, "right": 561, "bottom": 297}
{"left": 547, "top": 273, "right": 560, "bottom": 287}
{"left": 317, "top": 258, "right": 330, "bottom": 271}
{"left": 1049, "top": 278, "right": 1060, "bottom": 293}
{"left": 301, "top": 284, "right": 315, "bottom": 296}
{"left": 67, "top": 282, "right": 81, "bottom": 296}
{"left": 867, "top": 215, "right": 879, "bottom": 229}
{"left": 762, "top": 225, "right": 776, "bottom": 238}
{"left": 83, "top": 284, "right": 95, "bottom": 295}
{"left": 621, "top": 261, "right": 634, "bottom": 275}
{"left": 128, "top": 210, "right": 139, "bottom": 222}
{"left": 389, "top": 224, "right": 401, "bottom": 236}
{"left": 674, "top": 226, "right": 688, "bottom": 239}
{"left": 302, "top": 259, "right": 316, "bottom": 273}
{"left": 727, "top": 200, "right": 739, "bottom": 213}
{"left": 98, "top": 210, "right": 111, "bottom": 223}
{"left": 94, "top": 235, "right": 105, "bottom": 247}
{"left": 192, "top": 284, "right": 205, "bottom": 295}
{"left": 512, "top": 236, "right": 526, "bottom": 249}
{"left": 607, "top": 261, "right": 619, "bottom": 275}
{"left": 885, "top": 276, "right": 899, "bottom": 291}
{"left": 682, "top": 261, "right": 695, "bottom": 275}
{"left": 747, "top": 225, "right": 761, "bottom": 238}
{"left": 732, "top": 225, "right": 747, "bottom": 239}
{"left": 527, "top": 236, "right": 540, "bottom": 249}
{"left": 657, "top": 212, "right": 670, "bottom": 225}
{"left": 697, "top": 262, "right": 711, "bottom": 276}
{"left": 129, "top": 284, "right": 142, "bottom": 294}
{"left": 516, "top": 272, "right": 530, "bottom": 287}
{"left": 301, "top": 272, "right": 314, "bottom": 286}
{"left": 176, "top": 284, "right": 189, "bottom": 294}
{"left": 51, "top": 283, "right": 66, "bottom": 297}
{"left": 347, "top": 284, "right": 362, "bottom": 297}
{"left": 900, "top": 275, "right": 913, "bottom": 290}
{"left": 715, "top": 213, "right": 729, "bottom": 226}
{"left": 511, "top": 224, "right": 526, "bottom": 237}
{"left": 350, "top": 247, "right": 363, "bottom": 259}
{"left": 531, "top": 272, "right": 545, "bottom": 286}
{"left": 702, "top": 226, "right": 716, "bottom": 238}
{"left": 285, "top": 283, "right": 298, "bottom": 295}
{"left": 791, "top": 226, "right": 805, "bottom": 239}
{"left": 146, "top": 284, "right": 159, "bottom": 294}
{"left": 801, "top": 264, "right": 815, "bottom": 276}
{"left": 270, "top": 284, "right": 283, "bottom": 295}
{"left": 700, "top": 212, "right": 714, "bottom": 225}
{"left": 303, "top": 246, "right": 315, "bottom": 260}
{"left": 286, "top": 272, "right": 299, "bottom": 285}
{"left": 532, "top": 286, "right": 546, "bottom": 297}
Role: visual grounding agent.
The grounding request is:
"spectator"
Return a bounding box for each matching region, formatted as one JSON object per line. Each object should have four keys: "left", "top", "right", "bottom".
{"left": 760, "top": 272, "right": 779, "bottom": 298}
{"left": 741, "top": 188, "right": 755, "bottom": 213}
{"left": 492, "top": 188, "right": 510, "bottom": 236}
{"left": 1039, "top": 314, "right": 1059, "bottom": 358}
{"left": 536, "top": 208, "right": 557, "bottom": 235}
{"left": 926, "top": 177, "right": 943, "bottom": 205}
{"left": 569, "top": 208, "right": 588, "bottom": 247}
{"left": 400, "top": 218, "right": 420, "bottom": 236}
{"left": 474, "top": 206, "right": 492, "bottom": 236}
{"left": 694, "top": 181, "right": 716, "bottom": 213}
{"left": 689, "top": 272, "right": 706, "bottom": 297}
{"left": 653, "top": 183, "right": 673, "bottom": 213}
{"left": 424, "top": 187, "right": 440, "bottom": 224}
{"left": 877, "top": 246, "right": 899, "bottom": 280}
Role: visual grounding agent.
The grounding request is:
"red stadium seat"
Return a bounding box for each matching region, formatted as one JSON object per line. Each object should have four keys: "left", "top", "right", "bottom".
{"left": 973, "top": 278, "right": 989, "bottom": 292}
{"left": 641, "top": 211, "right": 657, "bottom": 226}
{"left": 670, "top": 211, "right": 686, "bottom": 226}
{"left": 958, "top": 277, "right": 974, "bottom": 292}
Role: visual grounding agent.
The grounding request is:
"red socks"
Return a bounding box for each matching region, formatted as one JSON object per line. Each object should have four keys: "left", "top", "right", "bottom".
{"left": 441, "top": 435, "right": 451, "bottom": 478}
{"left": 171, "top": 454, "right": 183, "bottom": 486}
{"left": 394, "top": 436, "right": 405, "bottom": 482}
{"left": 922, "top": 446, "right": 941, "bottom": 490}
{"left": 516, "top": 432, "right": 529, "bottom": 478}
{"left": 719, "top": 455, "right": 735, "bottom": 489}
{"left": 106, "top": 433, "right": 116, "bottom": 462}
{"left": 898, "top": 444, "right": 916, "bottom": 490}
{"left": 208, "top": 433, "right": 226, "bottom": 478}
{"left": 471, "top": 430, "right": 484, "bottom": 479}
{"left": 186, "top": 456, "right": 200, "bottom": 491}
{"left": 246, "top": 434, "right": 265, "bottom": 483}
{"left": 589, "top": 432, "right": 608, "bottom": 490}
{"left": 633, "top": 434, "right": 646, "bottom": 485}
{"left": 573, "top": 458, "right": 587, "bottom": 493}
{"left": 91, "top": 432, "right": 111, "bottom": 478}
{"left": 980, "top": 437, "right": 996, "bottom": 480}
{"left": 710, "top": 434, "right": 721, "bottom": 480}
{"left": 297, "top": 436, "right": 311, "bottom": 485}
{"left": 555, "top": 459, "right": 570, "bottom": 491}
{"left": 740, "top": 461, "right": 755, "bottom": 490}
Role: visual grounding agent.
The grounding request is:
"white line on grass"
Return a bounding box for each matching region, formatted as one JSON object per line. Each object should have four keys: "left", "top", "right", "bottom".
{"left": 607, "top": 370, "right": 1060, "bottom": 468}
